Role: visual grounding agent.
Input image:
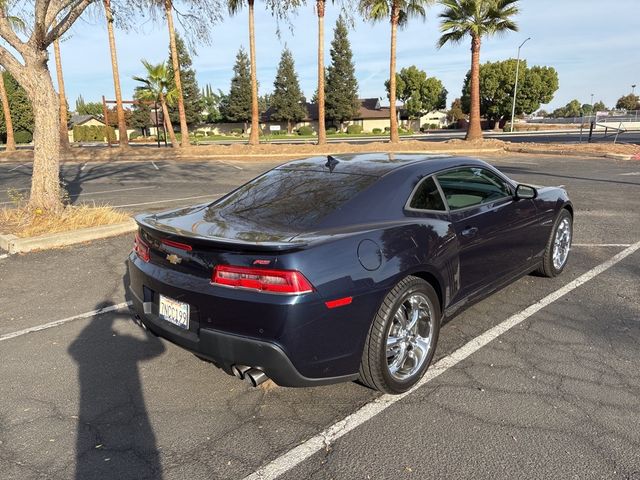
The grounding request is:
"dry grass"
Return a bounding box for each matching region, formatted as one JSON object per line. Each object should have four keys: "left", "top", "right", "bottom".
{"left": 0, "top": 204, "right": 129, "bottom": 238}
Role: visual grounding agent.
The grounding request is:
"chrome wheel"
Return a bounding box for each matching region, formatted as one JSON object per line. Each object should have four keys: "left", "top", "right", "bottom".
{"left": 552, "top": 217, "right": 572, "bottom": 270}
{"left": 386, "top": 293, "right": 435, "bottom": 381}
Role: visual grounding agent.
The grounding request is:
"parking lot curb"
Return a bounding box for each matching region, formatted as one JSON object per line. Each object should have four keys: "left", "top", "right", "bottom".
{"left": 0, "top": 219, "right": 136, "bottom": 254}
{"left": 505, "top": 146, "right": 634, "bottom": 160}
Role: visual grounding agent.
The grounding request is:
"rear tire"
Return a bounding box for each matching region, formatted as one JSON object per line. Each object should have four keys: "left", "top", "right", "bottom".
{"left": 537, "top": 208, "right": 573, "bottom": 278}
{"left": 359, "top": 276, "right": 440, "bottom": 394}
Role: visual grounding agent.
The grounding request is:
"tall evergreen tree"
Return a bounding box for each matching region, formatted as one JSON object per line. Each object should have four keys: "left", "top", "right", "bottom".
{"left": 167, "top": 34, "right": 203, "bottom": 126}
{"left": 0, "top": 71, "right": 34, "bottom": 139}
{"left": 271, "top": 48, "right": 307, "bottom": 134}
{"left": 220, "top": 47, "right": 254, "bottom": 131}
{"left": 325, "top": 15, "right": 360, "bottom": 131}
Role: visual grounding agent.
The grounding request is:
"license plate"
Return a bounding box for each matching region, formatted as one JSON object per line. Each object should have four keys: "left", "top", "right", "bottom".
{"left": 159, "top": 295, "right": 190, "bottom": 329}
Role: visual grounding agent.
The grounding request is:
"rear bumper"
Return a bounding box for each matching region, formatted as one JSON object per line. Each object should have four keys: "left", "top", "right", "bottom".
{"left": 127, "top": 256, "right": 364, "bottom": 387}
{"left": 129, "top": 286, "right": 356, "bottom": 387}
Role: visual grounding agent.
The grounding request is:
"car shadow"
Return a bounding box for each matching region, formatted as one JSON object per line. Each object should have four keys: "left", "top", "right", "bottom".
{"left": 67, "top": 266, "right": 165, "bottom": 479}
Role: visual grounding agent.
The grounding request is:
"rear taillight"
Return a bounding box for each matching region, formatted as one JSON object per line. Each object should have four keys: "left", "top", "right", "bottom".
{"left": 134, "top": 233, "right": 150, "bottom": 262}
{"left": 212, "top": 265, "right": 314, "bottom": 294}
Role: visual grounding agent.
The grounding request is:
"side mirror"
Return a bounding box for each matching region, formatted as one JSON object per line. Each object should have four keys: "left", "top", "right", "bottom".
{"left": 515, "top": 184, "right": 537, "bottom": 200}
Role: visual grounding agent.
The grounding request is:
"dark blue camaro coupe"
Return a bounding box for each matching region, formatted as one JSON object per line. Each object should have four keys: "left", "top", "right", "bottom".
{"left": 128, "top": 154, "right": 573, "bottom": 394}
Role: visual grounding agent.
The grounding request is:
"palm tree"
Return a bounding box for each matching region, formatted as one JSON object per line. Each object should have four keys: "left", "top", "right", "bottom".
{"left": 163, "top": 0, "right": 190, "bottom": 147}
{"left": 228, "top": 0, "right": 260, "bottom": 145}
{"left": 52, "top": 38, "right": 70, "bottom": 149}
{"left": 315, "top": 0, "right": 328, "bottom": 145}
{"left": 0, "top": 69, "right": 15, "bottom": 152}
{"left": 438, "top": 0, "right": 519, "bottom": 141}
{"left": 359, "top": 0, "right": 433, "bottom": 143}
{"left": 103, "top": 0, "right": 129, "bottom": 148}
{"left": 133, "top": 60, "right": 178, "bottom": 148}
{"left": 0, "top": 1, "right": 22, "bottom": 152}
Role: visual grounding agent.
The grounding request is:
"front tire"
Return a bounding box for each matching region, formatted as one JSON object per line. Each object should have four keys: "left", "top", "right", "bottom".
{"left": 537, "top": 208, "right": 573, "bottom": 278}
{"left": 359, "top": 276, "right": 440, "bottom": 394}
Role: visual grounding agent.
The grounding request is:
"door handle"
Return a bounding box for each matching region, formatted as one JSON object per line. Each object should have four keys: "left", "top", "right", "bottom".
{"left": 461, "top": 226, "right": 478, "bottom": 238}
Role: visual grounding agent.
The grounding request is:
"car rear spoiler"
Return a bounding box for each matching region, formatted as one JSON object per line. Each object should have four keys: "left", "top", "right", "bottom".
{"left": 135, "top": 214, "right": 308, "bottom": 252}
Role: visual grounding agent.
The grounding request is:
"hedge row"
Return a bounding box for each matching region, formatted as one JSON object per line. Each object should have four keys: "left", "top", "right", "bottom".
{"left": 73, "top": 125, "right": 116, "bottom": 143}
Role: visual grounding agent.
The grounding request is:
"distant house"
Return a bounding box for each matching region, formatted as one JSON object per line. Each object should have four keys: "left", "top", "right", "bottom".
{"left": 198, "top": 97, "right": 448, "bottom": 135}
{"left": 68, "top": 114, "right": 105, "bottom": 129}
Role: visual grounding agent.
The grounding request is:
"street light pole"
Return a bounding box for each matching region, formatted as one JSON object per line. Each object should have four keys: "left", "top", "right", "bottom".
{"left": 590, "top": 93, "right": 594, "bottom": 117}
{"left": 633, "top": 84, "right": 637, "bottom": 95}
{"left": 510, "top": 37, "right": 531, "bottom": 133}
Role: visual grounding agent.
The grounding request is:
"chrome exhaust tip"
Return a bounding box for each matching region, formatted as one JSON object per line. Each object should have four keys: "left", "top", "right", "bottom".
{"left": 231, "top": 365, "right": 252, "bottom": 379}
{"left": 245, "top": 368, "right": 268, "bottom": 387}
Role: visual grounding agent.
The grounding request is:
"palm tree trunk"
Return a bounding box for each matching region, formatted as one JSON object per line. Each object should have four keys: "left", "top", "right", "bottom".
{"left": 0, "top": 71, "right": 16, "bottom": 152}
{"left": 104, "top": 0, "right": 129, "bottom": 148}
{"left": 160, "top": 93, "right": 178, "bottom": 148}
{"left": 466, "top": 34, "right": 483, "bottom": 141}
{"left": 53, "top": 39, "right": 70, "bottom": 150}
{"left": 248, "top": 0, "right": 260, "bottom": 145}
{"left": 316, "top": 0, "right": 326, "bottom": 145}
{"left": 165, "top": 0, "right": 190, "bottom": 147}
{"left": 388, "top": 5, "right": 400, "bottom": 144}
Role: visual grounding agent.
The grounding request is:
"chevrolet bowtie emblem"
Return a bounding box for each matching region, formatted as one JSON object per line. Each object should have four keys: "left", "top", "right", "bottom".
{"left": 166, "top": 254, "right": 182, "bottom": 265}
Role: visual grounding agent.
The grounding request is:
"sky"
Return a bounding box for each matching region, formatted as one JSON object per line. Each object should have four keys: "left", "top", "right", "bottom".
{"left": 54, "top": 0, "right": 639, "bottom": 112}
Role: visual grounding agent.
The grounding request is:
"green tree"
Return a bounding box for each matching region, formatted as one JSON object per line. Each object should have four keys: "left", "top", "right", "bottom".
{"left": 167, "top": 34, "right": 203, "bottom": 126}
{"left": 325, "top": 15, "right": 360, "bottom": 132}
{"left": 615, "top": 93, "right": 639, "bottom": 111}
{"left": 385, "top": 66, "right": 446, "bottom": 119}
{"left": 270, "top": 48, "right": 307, "bottom": 134}
{"left": 220, "top": 47, "right": 253, "bottom": 130}
{"left": 447, "top": 97, "right": 465, "bottom": 123}
{"left": 438, "top": 0, "right": 520, "bottom": 141}
{"left": 552, "top": 99, "right": 581, "bottom": 118}
{"left": 130, "top": 101, "right": 153, "bottom": 134}
{"left": 593, "top": 100, "right": 607, "bottom": 112}
{"left": 75, "top": 96, "right": 104, "bottom": 117}
{"left": 460, "top": 59, "right": 558, "bottom": 127}
{"left": 133, "top": 60, "right": 179, "bottom": 147}
{"left": 581, "top": 104, "right": 593, "bottom": 116}
{"left": 0, "top": 71, "right": 34, "bottom": 140}
{"left": 202, "top": 84, "right": 224, "bottom": 123}
{"left": 359, "top": 0, "right": 434, "bottom": 143}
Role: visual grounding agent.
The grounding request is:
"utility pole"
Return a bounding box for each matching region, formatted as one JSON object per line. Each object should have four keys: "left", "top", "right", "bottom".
{"left": 510, "top": 37, "right": 531, "bottom": 133}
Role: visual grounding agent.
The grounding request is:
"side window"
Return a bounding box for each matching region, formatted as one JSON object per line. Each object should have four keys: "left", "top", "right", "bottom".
{"left": 436, "top": 167, "right": 511, "bottom": 210}
{"left": 408, "top": 176, "right": 446, "bottom": 211}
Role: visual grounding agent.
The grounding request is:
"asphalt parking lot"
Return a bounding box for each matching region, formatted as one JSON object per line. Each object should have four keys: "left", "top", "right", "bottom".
{"left": 1, "top": 154, "right": 639, "bottom": 479}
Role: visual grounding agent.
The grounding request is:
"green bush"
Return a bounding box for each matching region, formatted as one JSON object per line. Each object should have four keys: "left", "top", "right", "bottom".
{"left": 346, "top": 124, "right": 363, "bottom": 135}
{"left": 230, "top": 128, "right": 243, "bottom": 136}
{"left": 129, "top": 131, "right": 140, "bottom": 140}
{"left": 326, "top": 127, "right": 337, "bottom": 135}
{"left": 14, "top": 130, "right": 32, "bottom": 144}
{"left": 372, "top": 128, "right": 382, "bottom": 134}
{"left": 297, "top": 126, "right": 314, "bottom": 136}
{"left": 384, "top": 127, "right": 390, "bottom": 132}
{"left": 72, "top": 125, "right": 115, "bottom": 142}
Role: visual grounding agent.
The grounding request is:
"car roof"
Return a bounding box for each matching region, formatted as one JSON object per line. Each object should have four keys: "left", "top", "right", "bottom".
{"left": 277, "top": 153, "right": 489, "bottom": 177}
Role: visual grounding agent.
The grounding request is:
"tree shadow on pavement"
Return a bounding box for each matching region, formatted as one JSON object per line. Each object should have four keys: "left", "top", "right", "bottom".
{"left": 68, "top": 267, "right": 165, "bottom": 479}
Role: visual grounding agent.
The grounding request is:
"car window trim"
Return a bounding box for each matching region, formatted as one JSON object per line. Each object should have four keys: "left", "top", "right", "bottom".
{"left": 404, "top": 174, "right": 450, "bottom": 214}
{"left": 434, "top": 166, "right": 515, "bottom": 212}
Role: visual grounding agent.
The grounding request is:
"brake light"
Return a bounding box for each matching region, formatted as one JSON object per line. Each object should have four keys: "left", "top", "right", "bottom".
{"left": 134, "top": 233, "right": 150, "bottom": 262}
{"left": 161, "top": 238, "right": 193, "bottom": 251}
{"left": 212, "top": 265, "right": 314, "bottom": 294}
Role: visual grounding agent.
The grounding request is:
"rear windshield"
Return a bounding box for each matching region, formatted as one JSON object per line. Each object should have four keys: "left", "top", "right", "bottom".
{"left": 207, "top": 169, "right": 377, "bottom": 230}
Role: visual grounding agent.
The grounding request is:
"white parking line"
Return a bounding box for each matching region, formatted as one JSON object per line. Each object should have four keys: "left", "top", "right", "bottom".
{"left": 0, "top": 302, "right": 132, "bottom": 342}
{"left": 113, "top": 194, "right": 220, "bottom": 208}
{"left": 573, "top": 243, "right": 632, "bottom": 247}
{"left": 151, "top": 161, "right": 160, "bottom": 170}
{"left": 219, "top": 160, "right": 244, "bottom": 170}
{"left": 8, "top": 163, "right": 24, "bottom": 172}
{"left": 78, "top": 186, "right": 155, "bottom": 197}
{"left": 244, "top": 241, "right": 640, "bottom": 480}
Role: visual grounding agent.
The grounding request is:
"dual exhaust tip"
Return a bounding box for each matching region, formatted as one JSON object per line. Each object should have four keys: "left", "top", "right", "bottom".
{"left": 232, "top": 365, "right": 269, "bottom": 387}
